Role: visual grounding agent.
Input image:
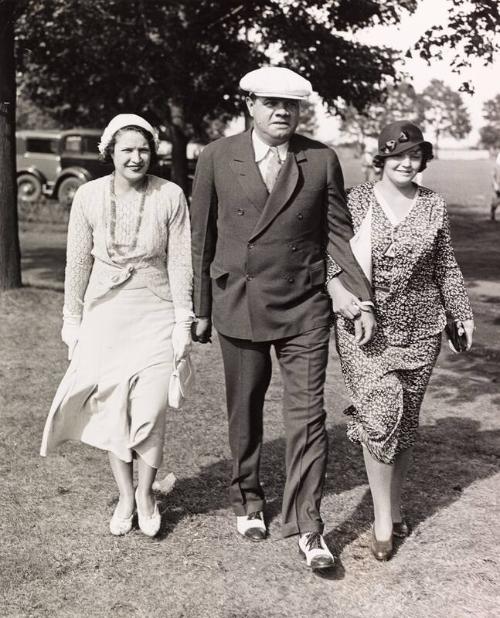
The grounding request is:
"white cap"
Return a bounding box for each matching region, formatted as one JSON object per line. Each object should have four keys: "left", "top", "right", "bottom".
{"left": 239, "top": 67, "right": 312, "bottom": 100}
{"left": 98, "top": 114, "right": 159, "bottom": 155}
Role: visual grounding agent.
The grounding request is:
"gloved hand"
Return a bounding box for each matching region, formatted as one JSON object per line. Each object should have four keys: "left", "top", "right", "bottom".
{"left": 172, "top": 320, "right": 193, "bottom": 362}
{"left": 61, "top": 315, "right": 81, "bottom": 360}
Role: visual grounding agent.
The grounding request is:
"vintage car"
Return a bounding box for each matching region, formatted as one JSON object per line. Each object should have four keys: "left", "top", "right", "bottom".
{"left": 16, "top": 129, "right": 199, "bottom": 206}
{"left": 16, "top": 129, "right": 112, "bottom": 206}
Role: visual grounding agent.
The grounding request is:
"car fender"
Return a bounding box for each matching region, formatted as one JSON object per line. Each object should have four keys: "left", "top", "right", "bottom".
{"left": 54, "top": 166, "right": 93, "bottom": 190}
{"left": 17, "top": 166, "right": 47, "bottom": 185}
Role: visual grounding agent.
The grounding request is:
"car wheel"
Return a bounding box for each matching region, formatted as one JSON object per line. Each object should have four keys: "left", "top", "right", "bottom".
{"left": 57, "top": 176, "right": 85, "bottom": 207}
{"left": 17, "top": 173, "right": 43, "bottom": 202}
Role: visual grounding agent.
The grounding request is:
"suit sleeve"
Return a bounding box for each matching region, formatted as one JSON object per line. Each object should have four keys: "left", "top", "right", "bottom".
{"left": 325, "top": 149, "right": 373, "bottom": 302}
{"left": 190, "top": 145, "right": 218, "bottom": 318}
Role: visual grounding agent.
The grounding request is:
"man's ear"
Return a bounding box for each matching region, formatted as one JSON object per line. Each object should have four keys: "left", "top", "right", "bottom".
{"left": 245, "top": 96, "right": 255, "bottom": 118}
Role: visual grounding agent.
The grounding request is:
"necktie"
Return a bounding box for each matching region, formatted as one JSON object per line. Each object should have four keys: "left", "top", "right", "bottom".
{"left": 264, "top": 147, "right": 282, "bottom": 193}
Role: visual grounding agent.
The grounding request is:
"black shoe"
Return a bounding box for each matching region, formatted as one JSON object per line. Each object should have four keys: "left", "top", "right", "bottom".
{"left": 392, "top": 519, "right": 410, "bottom": 538}
{"left": 236, "top": 511, "right": 267, "bottom": 542}
{"left": 298, "top": 532, "right": 335, "bottom": 569}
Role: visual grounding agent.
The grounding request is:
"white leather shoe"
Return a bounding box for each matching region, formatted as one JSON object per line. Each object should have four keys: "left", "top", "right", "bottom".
{"left": 236, "top": 511, "right": 267, "bottom": 541}
{"left": 135, "top": 490, "right": 161, "bottom": 537}
{"left": 298, "top": 532, "right": 335, "bottom": 569}
{"left": 109, "top": 506, "right": 134, "bottom": 536}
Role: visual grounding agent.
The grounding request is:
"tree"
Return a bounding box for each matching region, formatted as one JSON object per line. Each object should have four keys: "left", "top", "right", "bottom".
{"left": 420, "top": 79, "right": 471, "bottom": 152}
{"left": 15, "top": 0, "right": 422, "bottom": 192}
{"left": 340, "top": 82, "right": 425, "bottom": 145}
{"left": 0, "top": 0, "right": 22, "bottom": 290}
{"left": 297, "top": 100, "right": 318, "bottom": 137}
{"left": 479, "top": 94, "right": 500, "bottom": 150}
{"left": 414, "top": 0, "right": 500, "bottom": 94}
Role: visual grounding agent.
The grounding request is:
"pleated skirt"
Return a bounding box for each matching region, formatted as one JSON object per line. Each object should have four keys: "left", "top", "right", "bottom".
{"left": 41, "top": 287, "right": 175, "bottom": 468}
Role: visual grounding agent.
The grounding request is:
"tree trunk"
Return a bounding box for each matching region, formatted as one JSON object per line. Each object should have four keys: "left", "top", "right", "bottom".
{"left": 0, "top": 3, "right": 22, "bottom": 290}
{"left": 168, "top": 102, "right": 189, "bottom": 195}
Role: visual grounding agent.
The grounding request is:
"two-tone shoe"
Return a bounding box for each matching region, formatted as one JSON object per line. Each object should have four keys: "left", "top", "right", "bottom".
{"left": 236, "top": 511, "right": 267, "bottom": 542}
{"left": 298, "top": 532, "right": 335, "bottom": 570}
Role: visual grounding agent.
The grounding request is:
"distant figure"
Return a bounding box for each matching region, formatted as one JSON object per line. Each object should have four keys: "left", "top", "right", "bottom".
{"left": 40, "top": 114, "right": 194, "bottom": 538}
{"left": 335, "top": 120, "right": 474, "bottom": 562}
{"left": 491, "top": 151, "right": 500, "bottom": 220}
{"left": 360, "top": 142, "right": 377, "bottom": 181}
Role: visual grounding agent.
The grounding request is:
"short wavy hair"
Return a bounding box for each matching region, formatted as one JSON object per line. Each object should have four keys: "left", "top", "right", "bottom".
{"left": 99, "top": 125, "right": 158, "bottom": 167}
{"left": 373, "top": 143, "right": 434, "bottom": 173}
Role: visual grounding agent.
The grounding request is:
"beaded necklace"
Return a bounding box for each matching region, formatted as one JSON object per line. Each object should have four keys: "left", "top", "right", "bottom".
{"left": 109, "top": 173, "right": 148, "bottom": 256}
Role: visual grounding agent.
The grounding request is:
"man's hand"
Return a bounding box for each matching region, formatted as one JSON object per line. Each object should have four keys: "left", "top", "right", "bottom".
{"left": 327, "top": 277, "right": 363, "bottom": 319}
{"left": 191, "top": 317, "right": 212, "bottom": 344}
{"left": 353, "top": 309, "right": 377, "bottom": 346}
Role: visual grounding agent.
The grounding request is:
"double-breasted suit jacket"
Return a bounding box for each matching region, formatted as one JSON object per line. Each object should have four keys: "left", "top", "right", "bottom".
{"left": 191, "top": 130, "right": 372, "bottom": 341}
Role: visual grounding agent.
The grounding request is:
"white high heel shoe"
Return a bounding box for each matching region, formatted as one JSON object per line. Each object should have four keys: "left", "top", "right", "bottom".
{"left": 135, "top": 489, "right": 161, "bottom": 537}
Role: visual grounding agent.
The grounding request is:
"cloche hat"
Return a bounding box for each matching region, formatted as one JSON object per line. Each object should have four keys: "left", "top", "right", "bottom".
{"left": 98, "top": 114, "right": 159, "bottom": 155}
{"left": 377, "top": 120, "right": 432, "bottom": 158}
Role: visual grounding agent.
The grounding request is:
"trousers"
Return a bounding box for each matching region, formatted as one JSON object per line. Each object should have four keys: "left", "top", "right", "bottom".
{"left": 218, "top": 325, "right": 330, "bottom": 537}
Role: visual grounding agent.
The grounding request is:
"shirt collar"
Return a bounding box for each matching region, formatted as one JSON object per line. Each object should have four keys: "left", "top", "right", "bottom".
{"left": 252, "top": 130, "right": 289, "bottom": 163}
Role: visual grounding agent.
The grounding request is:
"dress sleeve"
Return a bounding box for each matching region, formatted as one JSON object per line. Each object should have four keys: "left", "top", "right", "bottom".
{"left": 166, "top": 188, "right": 194, "bottom": 322}
{"left": 433, "top": 201, "right": 473, "bottom": 320}
{"left": 63, "top": 189, "right": 94, "bottom": 319}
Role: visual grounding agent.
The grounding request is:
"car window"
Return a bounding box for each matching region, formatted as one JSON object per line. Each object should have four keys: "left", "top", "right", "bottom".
{"left": 63, "top": 136, "right": 83, "bottom": 154}
{"left": 25, "top": 138, "right": 59, "bottom": 154}
{"left": 83, "top": 135, "right": 100, "bottom": 155}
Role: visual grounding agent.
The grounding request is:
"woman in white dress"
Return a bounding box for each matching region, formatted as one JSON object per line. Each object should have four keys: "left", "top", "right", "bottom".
{"left": 41, "top": 114, "right": 193, "bottom": 538}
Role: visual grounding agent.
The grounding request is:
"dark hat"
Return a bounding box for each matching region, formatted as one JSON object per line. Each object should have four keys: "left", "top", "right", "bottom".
{"left": 377, "top": 120, "right": 432, "bottom": 158}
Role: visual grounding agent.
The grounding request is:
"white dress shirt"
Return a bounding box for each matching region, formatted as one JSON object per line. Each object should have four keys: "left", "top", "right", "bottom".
{"left": 252, "top": 130, "right": 289, "bottom": 178}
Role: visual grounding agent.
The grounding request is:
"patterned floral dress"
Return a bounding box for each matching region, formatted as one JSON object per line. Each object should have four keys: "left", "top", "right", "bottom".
{"left": 334, "top": 182, "right": 473, "bottom": 464}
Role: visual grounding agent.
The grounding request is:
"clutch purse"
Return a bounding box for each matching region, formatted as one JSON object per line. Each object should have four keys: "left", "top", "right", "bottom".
{"left": 168, "top": 356, "right": 195, "bottom": 409}
{"left": 445, "top": 319, "right": 468, "bottom": 353}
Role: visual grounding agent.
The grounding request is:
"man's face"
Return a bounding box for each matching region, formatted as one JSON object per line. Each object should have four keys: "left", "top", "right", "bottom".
{"left": 246, "top": 96, "right": 300, "bottom": 145}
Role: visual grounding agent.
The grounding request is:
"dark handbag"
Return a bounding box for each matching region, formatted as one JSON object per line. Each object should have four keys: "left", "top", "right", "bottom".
{"left": 445, "top": 319, "right": 468, "bottom": 352}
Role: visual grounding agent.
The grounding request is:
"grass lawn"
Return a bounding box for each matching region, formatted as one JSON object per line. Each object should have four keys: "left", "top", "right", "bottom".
{"left": 1, "top": 157, "right": 499, "bottom": 617}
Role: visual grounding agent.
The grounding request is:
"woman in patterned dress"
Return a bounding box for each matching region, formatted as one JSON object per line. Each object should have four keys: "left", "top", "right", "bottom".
{"left": 334, "top": 121, "right": 474, "bottom": 560}
{"left": 41, "top": 114, "right": 194, "bottom": 538}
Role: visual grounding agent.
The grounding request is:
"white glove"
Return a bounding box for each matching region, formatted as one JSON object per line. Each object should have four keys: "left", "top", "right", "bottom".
{"left": 61, "top": 315, "right": 81, "bottom": 360}
{"left": 172, "top": 320, "right": 192, "bottom": 362}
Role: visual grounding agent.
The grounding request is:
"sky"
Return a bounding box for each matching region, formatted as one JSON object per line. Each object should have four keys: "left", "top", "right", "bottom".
{"left": 314, "top": 0, "right": 500, "bottom": 146}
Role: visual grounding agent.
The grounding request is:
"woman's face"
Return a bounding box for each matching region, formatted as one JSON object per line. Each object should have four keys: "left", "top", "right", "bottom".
{"left": 382, "top": 146, "right": 423, "bottom": 187}
{"left": 111, "top": 129, "right": 151, "bottom": 184}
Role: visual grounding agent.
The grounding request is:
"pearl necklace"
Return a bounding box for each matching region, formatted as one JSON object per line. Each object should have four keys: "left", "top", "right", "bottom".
{"left": 109, "top": 173, "right": 148, "bottom": 257}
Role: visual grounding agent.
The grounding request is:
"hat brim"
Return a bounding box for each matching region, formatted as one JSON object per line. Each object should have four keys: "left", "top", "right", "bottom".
{"left": 247, "top": 91, "right": 309, "bottom": 100}
{"left": 377, "top": 140, "right": 433, "bottom": 158}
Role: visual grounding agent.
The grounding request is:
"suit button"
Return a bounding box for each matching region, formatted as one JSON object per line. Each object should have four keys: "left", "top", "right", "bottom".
{"left": 237, "top": 209, "right": 245, "bottom": 216}
{"left": 246, "top": 274, "right": 254, "bottom": 281}
{"left": 288, "top": 277, "right": 295, "bottom": 283}
{"left": 248, "top": 243, "right": 254, "bottom": 249}
{"left": 291, "top": 245, "right": 297, "bottom": 252}
{"left": 297, "top": 213, "right": 303, "bottom": 220}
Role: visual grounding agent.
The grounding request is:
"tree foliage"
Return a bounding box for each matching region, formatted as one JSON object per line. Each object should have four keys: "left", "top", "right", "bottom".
{"left": 15, "top": 0, "right": 418, "bottom": 189}
{"left": 414, "top": 0, "right": 500, "bottom": 93}
{"left": 479, "top": 94, "right": 500, "bottom": 150}
{"left": 420, "top": 79, "right": 471, "bottom": 150}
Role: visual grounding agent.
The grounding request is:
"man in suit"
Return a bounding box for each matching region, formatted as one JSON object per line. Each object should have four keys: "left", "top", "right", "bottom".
{"left": 190, "top": 67, "right": 375, "bottom": 570}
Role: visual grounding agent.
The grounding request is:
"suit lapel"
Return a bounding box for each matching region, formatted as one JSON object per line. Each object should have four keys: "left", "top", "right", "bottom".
{"left": 249, "top": 137, "right": 304, "bottom": 241}
{"left": 229, "top": 131, "right": 268, "bottom": 212}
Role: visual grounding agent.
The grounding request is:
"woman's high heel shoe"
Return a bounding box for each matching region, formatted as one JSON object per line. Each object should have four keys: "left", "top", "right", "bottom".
{"left": 392, "top": 519, "right": 410, "bottom": 538}
{"left": 135, "top": 489, "right": 161, "bottom": 537}
{"left": 109, "top": 505, "right": 135, "bottom": 536}
{"left": 370, "top": 525, "right": 393, "bottom": 561}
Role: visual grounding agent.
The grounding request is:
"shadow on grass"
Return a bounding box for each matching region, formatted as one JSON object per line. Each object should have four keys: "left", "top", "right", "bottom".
{"left": 157, "top": 416, "right": 499, "bottom": 558}
{"left": 21, "top": 246, "right": 66, "bottom": 287}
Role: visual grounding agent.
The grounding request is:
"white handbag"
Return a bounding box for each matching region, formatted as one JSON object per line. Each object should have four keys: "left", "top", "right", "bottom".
{"left": 168, "top": 356, "right": 195, "bottom": 409}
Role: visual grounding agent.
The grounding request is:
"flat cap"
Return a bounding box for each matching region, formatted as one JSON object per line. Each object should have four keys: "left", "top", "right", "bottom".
{"left": 239, "top": 67, "right": 312, "bottom": 100}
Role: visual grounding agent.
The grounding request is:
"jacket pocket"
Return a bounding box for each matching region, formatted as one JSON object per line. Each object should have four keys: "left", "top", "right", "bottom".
{"left": 308, "top": 260, "right": 326, "bottom": 287}
{"left": 209, "top": 263, "right": 229, "bottom": 281}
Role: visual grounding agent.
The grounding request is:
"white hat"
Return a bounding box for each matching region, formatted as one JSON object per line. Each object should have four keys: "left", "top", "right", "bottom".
{"left": 98, "top": 113, "right": 159, "bottom": 155}
{"left": 239, "top": 67, "right": 312, "bottom": 100}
